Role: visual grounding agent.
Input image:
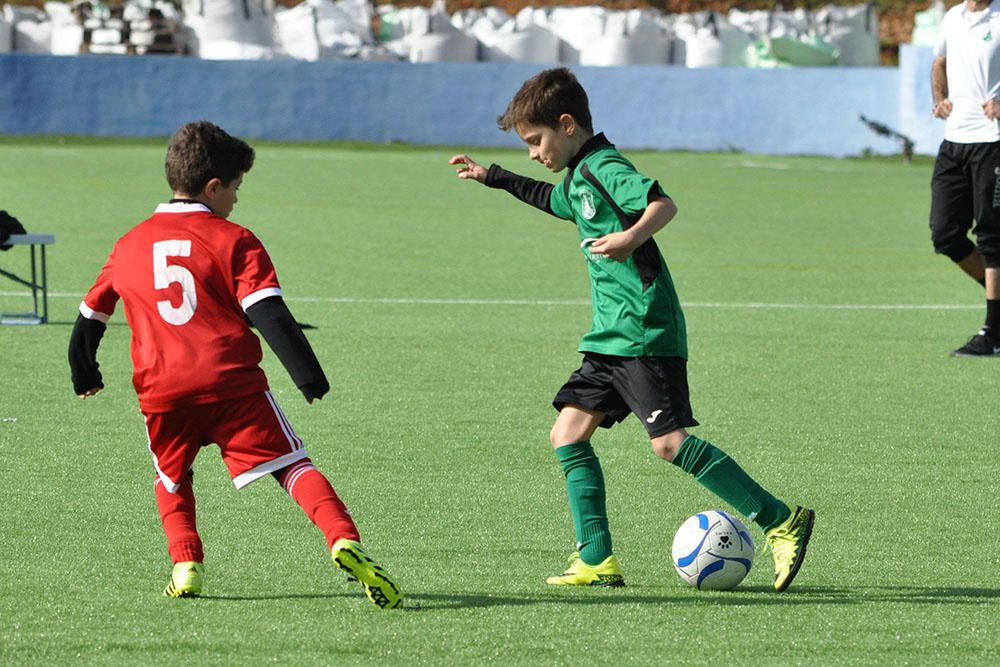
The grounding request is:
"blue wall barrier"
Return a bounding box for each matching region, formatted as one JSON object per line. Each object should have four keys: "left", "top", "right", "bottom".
{"left": 899, "top": 44, "right": 945, "bottom": 157}
{"left": 0, "top": 50, "right": 932, "bottom": 156}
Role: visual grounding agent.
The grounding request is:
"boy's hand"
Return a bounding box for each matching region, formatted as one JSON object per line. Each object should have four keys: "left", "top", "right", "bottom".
{"left": 588, "top": 231, "right": 640, "bottom": 262}
{"left": 590, "top": 198, "right": 675, "bottom": 262}
{"left": 933, "top": 98, "right": 953, "bottom": 119}
{"left": 77, "top": 387, "right": 102, "bottom": 399}
{"left": 984, "top": 99, "right": 1000, "bottom": 120}
{"left": 449, "top": 154, "right": 487, "bottom": 183}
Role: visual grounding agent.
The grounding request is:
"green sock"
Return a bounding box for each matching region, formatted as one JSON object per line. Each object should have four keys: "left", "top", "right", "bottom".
{"left": 672, "top": 435, "right": 791, "bottom": 533}
{"left": 556, "top": 441, "right": 612, "bottom": 565}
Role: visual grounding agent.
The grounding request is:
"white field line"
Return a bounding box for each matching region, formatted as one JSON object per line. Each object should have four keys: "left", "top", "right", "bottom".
{"left": 727, "top": 160, "right": 858, "bottom": 174}
{"left": 0, "top": 291, "right": 982, "bottom": 311}
{"left": 685, "top": 302, "right": 979, "bottom": 311}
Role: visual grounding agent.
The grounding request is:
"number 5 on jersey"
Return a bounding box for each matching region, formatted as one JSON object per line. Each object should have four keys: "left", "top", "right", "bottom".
{"left": 153, "top": 240, "right": 197, "bottom": 325}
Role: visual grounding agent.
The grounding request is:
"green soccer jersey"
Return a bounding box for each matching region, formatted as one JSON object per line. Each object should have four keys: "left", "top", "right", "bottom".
{"left": 547, "top": 134, "right": 687, "bottom": 358}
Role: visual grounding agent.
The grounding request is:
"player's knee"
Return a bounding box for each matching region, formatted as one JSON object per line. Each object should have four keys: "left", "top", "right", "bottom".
{"left": 977, "top": 242, "right": 1000, "bottom": 268}
{"left": 549, "top": 423, "right": 569, "bottom": 448}
{"left": 550, "top": 420, "right": 589, "bottom": 448}
{"left": 931, "top": 226, "right": 976, "bottom": 262}
{"left": 650, "top": 430, "right": 687, "bottom": 461}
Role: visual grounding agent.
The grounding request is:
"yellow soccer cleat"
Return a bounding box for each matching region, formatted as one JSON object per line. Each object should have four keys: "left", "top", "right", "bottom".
{"left": 332, "top": 539, "right": 403, "bottom": 609}
{"left": 546, "top": 553, "right": 625, "bottom": 587}
{"left": 163, "top": 561, "right": 204, "bottom": 598}
{"left": 766, "top": 506, "right": 815, "bottom": 592}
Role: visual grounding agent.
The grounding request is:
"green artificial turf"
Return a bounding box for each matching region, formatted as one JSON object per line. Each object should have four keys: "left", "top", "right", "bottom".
{"left": 1, "top": 140, "right": 997, "bottom": 665}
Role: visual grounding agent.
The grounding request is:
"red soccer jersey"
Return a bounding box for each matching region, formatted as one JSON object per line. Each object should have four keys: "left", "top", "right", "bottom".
{"left": 81, "top": 202, "right": 281, "bottom": 412}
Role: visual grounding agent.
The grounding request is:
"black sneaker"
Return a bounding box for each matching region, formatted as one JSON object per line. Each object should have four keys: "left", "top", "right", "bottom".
{"left": 951, "top": 330, "right": 1000, "bottom": 357}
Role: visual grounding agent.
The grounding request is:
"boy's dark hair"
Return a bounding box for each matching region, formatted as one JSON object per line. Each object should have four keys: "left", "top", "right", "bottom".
{"left": 165, "top": 121, "right": 255, "bottom": 195}
{"left": 497, "top": 67, "right": 593, "bottom": 134}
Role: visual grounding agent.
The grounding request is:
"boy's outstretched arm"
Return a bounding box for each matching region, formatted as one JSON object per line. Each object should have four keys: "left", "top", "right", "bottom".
{"left": 68, "top": 314, "right": 107, "bottom": 398}
{"left": 246, "top": 296, "right": 329, "bottom": 403}
{"left": 589, "top": 196, "right": 678, "bottom": 262}
{"left": 450, "top": 154, "right": 557, "bottom": 216}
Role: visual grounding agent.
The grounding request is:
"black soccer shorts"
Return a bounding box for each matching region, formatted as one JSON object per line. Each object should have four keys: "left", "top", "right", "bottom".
{"left": 553, "top": 352, "right": 699, "bottom": 438}
{"left": 929, "top": 139, "right": 1000, "bottom": 267}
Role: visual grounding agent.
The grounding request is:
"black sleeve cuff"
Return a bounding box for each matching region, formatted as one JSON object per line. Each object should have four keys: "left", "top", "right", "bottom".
{"left": 647, "top": 180, "right": 672, "bottom": 203}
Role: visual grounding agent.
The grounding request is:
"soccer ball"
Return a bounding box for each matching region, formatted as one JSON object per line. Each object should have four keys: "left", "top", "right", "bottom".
{"left": 671, "top": 510, "right": 754, "bottom": 590}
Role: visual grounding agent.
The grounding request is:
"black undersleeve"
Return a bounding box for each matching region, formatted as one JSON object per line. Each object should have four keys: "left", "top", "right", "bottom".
{"left": 246, "top": 296, "right": 329, "bottom": 401}
{"left": 485, "top": 164, "right": 556, "bottom": 216}
{"left": 68, "top": 314, "right": 106, "bottom": 395}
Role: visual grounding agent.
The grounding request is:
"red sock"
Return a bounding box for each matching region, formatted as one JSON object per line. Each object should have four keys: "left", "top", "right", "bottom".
{"left": 277, "top": 459, "right": 359, "bottom": 549}
{"left": 155, "top": 471, "right": 204, "bottom": 564}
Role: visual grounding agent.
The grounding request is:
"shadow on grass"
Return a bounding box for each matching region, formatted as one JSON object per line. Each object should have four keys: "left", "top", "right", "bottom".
{"left": 401, "top": 585, "right": 1000, "bottom": 611}
{"left": 830, "top": 586, "right": 1000, "bottom": 603}
{"left": 186, "top": 586, "right": 1000, "bottom": 611}
{"left": 398, "top": 589, "right": 796, "bottom": 611}
{"left": 198, "top": 593, "right": 356, "bottom": 602}
{"left": 196, "top": 585, "right": 1000, "bottom": 610}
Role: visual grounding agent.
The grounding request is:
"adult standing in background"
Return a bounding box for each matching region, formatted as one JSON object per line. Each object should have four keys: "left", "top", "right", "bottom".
{"left": 930, "top": 0, "right": 1000, "bottom": 356}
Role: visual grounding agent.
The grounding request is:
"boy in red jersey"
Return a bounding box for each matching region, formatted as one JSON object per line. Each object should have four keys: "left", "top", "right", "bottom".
{"left": 68, "top": 121, "right": 402, "bottom": 609}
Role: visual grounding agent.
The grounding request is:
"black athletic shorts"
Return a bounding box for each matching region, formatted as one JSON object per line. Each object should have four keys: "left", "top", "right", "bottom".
{"left": 929, "top": 139, "right": 1000, "bottom": 267}
{"left": 553, "top": 352, "right": 699, "bottom": 438}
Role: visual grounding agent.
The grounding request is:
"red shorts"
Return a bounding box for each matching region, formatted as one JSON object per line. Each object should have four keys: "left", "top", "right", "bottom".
{"left": 143, "top": 390, "right": 308, "bottom": 493}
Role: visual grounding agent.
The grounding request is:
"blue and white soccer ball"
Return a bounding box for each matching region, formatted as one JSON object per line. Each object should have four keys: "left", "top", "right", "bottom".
{"left": 671, "top": 510, "right": 754, "bottom": 590}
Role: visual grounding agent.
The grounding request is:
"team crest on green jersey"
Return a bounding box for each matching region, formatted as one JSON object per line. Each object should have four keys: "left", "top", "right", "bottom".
{"left": 578, "top": 189, "right": 597, "bottom": 220}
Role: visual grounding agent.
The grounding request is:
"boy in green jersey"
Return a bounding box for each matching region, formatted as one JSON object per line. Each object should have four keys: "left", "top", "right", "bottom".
{"left": 449, "top": 68, "right": 813, "bottom": 591}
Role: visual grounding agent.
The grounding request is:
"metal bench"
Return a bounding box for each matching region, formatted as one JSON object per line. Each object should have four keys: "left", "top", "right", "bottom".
{"left": 1, "top": 233, "right": 56, "bottom": 325}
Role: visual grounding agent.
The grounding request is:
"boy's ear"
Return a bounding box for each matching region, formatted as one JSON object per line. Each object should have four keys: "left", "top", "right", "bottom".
{"left": 559, "top": 113, "right": 577, "bottom": 136}
{"left": 203, "top": 177, "right": 224, "bottom": 198}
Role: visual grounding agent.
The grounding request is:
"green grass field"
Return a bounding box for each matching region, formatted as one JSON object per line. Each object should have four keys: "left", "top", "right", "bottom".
{"left": 1, "top": 138, "right": 997, "bottom": 665}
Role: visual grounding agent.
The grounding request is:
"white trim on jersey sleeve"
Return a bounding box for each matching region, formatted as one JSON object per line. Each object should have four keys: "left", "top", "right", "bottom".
{"left": 241, "top": 286, "right": 283, "bottom": 311}
{"left": 79, "top": 302, "right": 111, "bottom": 323}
